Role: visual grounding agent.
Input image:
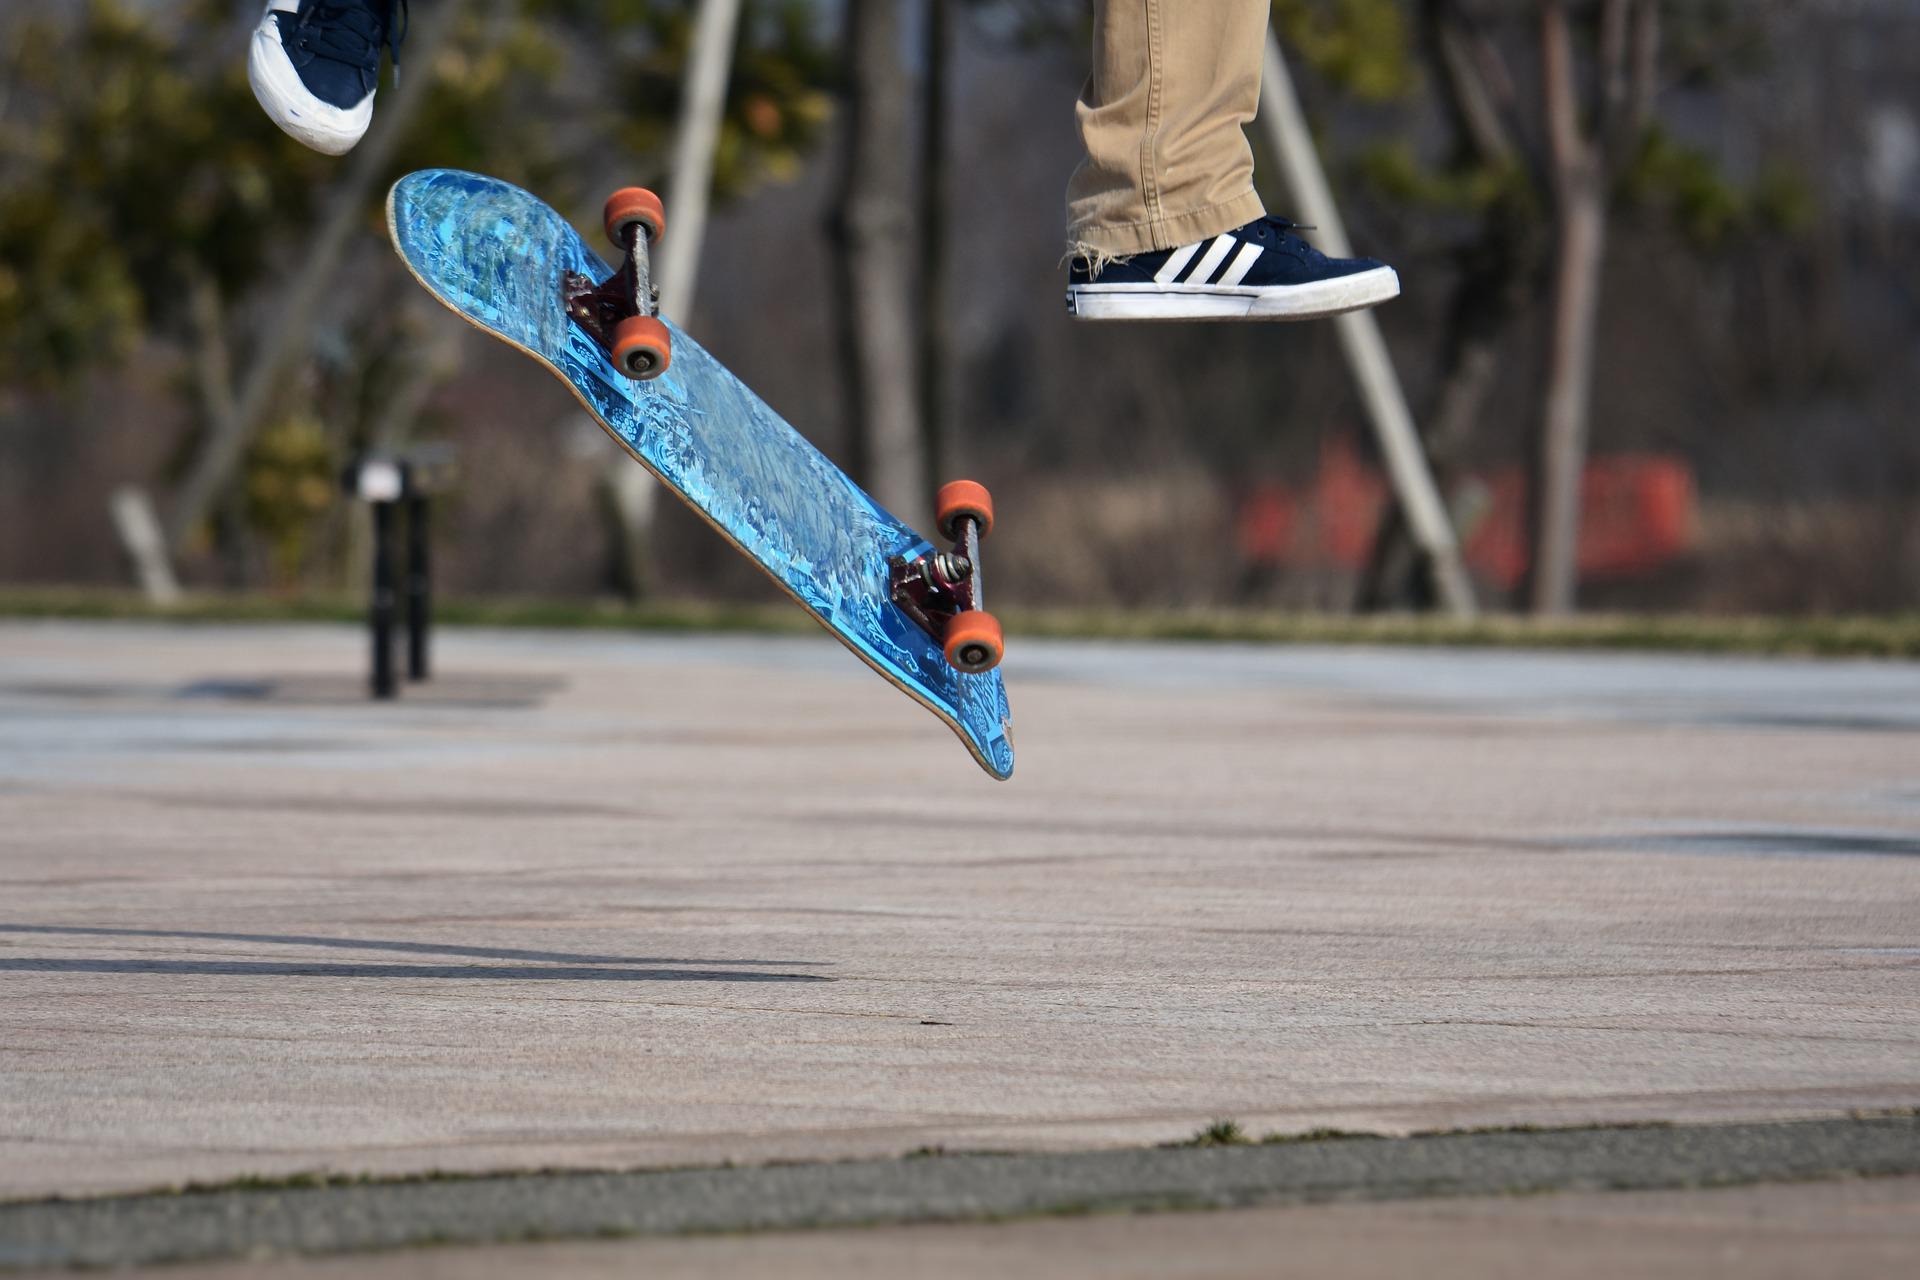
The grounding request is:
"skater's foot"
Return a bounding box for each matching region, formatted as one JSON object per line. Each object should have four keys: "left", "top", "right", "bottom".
{"left": 249, "top": 0, "right": 407, "bottom": 155}
{"left": 1066, "top": 215, "right": 1399, "bottom": 321}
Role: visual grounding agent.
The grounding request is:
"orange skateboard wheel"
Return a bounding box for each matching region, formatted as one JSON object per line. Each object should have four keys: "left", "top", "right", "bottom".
{"left": 944, "top": 610, "right": 1004, "bottom": 674}
{"left": 611, "top": 315, "right": 671, "bottom": 380}
{"left": 935, "top": 479, "right": 994, "bottom": 541}
{"left": 604, "top": 187, "right": 665, "bottom": 249}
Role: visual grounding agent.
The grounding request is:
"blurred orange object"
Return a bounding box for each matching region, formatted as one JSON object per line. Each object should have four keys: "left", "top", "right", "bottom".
{"left": 1235, "top": 440, "right": 1695, "bottom": 588}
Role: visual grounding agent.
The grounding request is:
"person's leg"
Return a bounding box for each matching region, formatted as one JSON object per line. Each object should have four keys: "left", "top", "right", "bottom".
{"left": 1065, "top": 0, "right": 1269, "bottom": 262}
{"left": 1063, "top": 0, "right": 1400, "bottom": 321}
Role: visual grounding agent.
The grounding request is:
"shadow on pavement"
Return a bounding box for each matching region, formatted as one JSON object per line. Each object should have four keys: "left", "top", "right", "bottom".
{"left": 0, "top": 958, "right": 829, "bottom": 981}
{"left": 0, "top": 924, "right": 831, "bottom": 982}
{"left": 175, "top": 674, "right": 567, "bottom": 709}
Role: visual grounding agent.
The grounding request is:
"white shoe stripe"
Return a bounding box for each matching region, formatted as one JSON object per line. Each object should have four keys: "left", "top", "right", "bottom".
{"left": 1184, "top": 235, "right": 1237, "bottom": 284}
{"left": 1217, "top": 241, "right": 1265, "bottom": 288}
{"left": 1153, "top": 242, "right": 1201, "bottom": 284}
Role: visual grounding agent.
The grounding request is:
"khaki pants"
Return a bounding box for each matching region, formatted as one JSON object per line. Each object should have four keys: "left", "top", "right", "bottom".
{"left": 1066, "top": 0, "right": 1269, "bottom": 259}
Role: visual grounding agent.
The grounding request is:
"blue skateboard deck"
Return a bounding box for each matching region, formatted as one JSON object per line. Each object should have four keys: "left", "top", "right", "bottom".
{"left": 388, "top": 169, "right": 1013, "bottom": 779}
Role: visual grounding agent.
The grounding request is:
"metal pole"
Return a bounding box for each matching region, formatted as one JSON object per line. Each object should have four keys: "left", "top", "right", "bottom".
{"left": 601, "top": 0, "right": 741, "bottom": 601}
{"left": 371, "top": 500, "right": 397, "bottom": 700}
{"left": 405, "top": 491, "right": 430, "bottom": 682}
{"left": 1258, "top": 34, "right": 1478, "bottom": 618}
{"left": 658, "top": 0, "right": 743, "bottom": 319}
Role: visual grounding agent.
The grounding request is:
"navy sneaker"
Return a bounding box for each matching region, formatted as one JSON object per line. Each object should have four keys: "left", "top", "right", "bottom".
{"left": 1066, "top": 215, "right": 1399, "bottom": 321}
{"left": 248, "top": 0, "right": 407, "bottom": 156}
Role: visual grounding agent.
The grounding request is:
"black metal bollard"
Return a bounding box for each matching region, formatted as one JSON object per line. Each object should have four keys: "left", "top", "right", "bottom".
{"left": 346, "top": 447, "right": 454, "bottom": 701}
{"left": 406, "top": 490, "right": 431, "bottom": 681}
{"left": 370, "top": 499, "right": 398, "bottom": 700}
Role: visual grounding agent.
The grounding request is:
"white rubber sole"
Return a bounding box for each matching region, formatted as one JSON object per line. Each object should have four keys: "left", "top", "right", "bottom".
{"left": 247, "top": 4, "right": 374, "bottom": 156}
{"left": 1067, "top": 265, "right": 1401, "bottom": 322}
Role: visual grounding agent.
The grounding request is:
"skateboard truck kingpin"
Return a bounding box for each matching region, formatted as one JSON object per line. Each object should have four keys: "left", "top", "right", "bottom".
{"left": 563, "top": 188, "right": 672, "bottom": 380}
{"left": 890, "top": 480, "right": 1005, "bottom": 674}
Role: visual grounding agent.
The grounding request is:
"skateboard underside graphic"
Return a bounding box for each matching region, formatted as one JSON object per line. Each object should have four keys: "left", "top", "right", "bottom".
{"left": 387, "top": 169, "right": 1013, "bottom": 779}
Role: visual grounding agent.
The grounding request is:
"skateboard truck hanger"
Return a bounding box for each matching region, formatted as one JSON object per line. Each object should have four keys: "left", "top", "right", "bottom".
{"left": 564, "top": 188, "right": 672, "bottom": 380}
{"left": 890, "top": 481, "right": 1005, "bottom": 674}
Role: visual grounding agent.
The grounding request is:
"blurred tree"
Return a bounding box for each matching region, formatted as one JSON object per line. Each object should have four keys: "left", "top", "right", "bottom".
{"left": 244, "top": 414, "right": 336, "bottom": 586}
{"left": 0, "top": 0, "right": 834, "bottom": 589}
{"left": 593, "top": 0, "right": 834, "bottom": 600}
{"left": 164, "top": 0, "right": 466, "bottom": 566}
{"left": 911, "top": 0, "right": 1085, "bottom": 515}
{"left": 1347, "top": 0, "right": 1545, "bottom": 610}
{"left": 0, "top": 0, "right": 332, "bottom": 388}
{"left": 1273, "top": 0, "right": 1419, "bottom": 103}
{"left": 830, "top": 0, "right": 926, "bottom": 526}
{"left": 1288, "top": 0, "right": 1810, "bottom": 613}
{"left": 609, "top": 0, "right": 836, "bottom": 199}
{"left": 1521, "top": 0, "right": 1647, "bottom": 615}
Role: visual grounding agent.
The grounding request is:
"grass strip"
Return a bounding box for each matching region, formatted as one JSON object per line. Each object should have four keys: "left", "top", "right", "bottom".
{"left": 2, "top": 588, "right": 1916, "bottom": 658}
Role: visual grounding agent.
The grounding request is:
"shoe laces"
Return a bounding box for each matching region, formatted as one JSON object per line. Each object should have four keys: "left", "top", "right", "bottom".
{"left": 290, "top": 0, "right": 408, "bottom": 77}
{"left": 1251, "top": 215, "right": 1327, "bottom": 261}
{"left": 1253, "top": 215, "right": 1315, "bottom": 240}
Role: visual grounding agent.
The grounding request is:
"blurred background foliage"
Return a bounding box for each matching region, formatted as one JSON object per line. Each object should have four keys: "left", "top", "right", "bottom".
{"left": 0, "top": 0, "right": 1915, "bottom": 616}
{"left": 0, "top": 0, "right": 832, "bottom": 388}
{"left": 1, "top": 0, "right": 331, "bottom": 386}
{"left": 1272, "top": 0, "right": 1418, "bottom": 103}
{"left": 1, "top": 0, "right": 836, "bottom": 580}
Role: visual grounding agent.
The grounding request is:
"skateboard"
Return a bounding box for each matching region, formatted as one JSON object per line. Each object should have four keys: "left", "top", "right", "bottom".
{"left": 386, "top": 170, "right": 1013, "bottom": 779}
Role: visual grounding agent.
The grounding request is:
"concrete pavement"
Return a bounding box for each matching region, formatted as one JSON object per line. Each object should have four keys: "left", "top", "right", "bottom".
{"left": 1, "top": 621, "right": 1917, "bottom": 1203}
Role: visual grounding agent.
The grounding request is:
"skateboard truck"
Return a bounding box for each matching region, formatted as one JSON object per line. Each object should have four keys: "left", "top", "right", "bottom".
{"left": 890, "top": 480, "right": 1005, "bottom": 674}
{"left": 563, "top": 188, "right": 672, "bottom": 380}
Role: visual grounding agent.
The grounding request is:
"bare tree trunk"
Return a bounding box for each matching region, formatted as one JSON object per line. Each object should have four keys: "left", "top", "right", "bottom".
{"left": 163, "top": 0, "right": 460, "bottom": 555}
{"left": 1359, "top": 0, "right": 1543, "bottom": 610}
{"left": 830, "top": 0, "right": 927, "bottom": 529}
{"left": 1629, "top": 1, "right": 1660, "bottom": 129}
{"left": 1526, "top": 0, "right": 1613, "bottom": 615}
{"left": 595, "top": 469, "right": 656, "bottom": 601}
{"left": 1529, "top": 187, "right": 1607, "bottom": 614}
{"left": 188, "top": 272, "right": 240, "bottom": 440}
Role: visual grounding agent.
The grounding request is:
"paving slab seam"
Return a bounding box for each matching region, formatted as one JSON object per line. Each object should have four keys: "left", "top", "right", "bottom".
{"left": 1, "top": 1116, "right": 1915, "bottom": 1271}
